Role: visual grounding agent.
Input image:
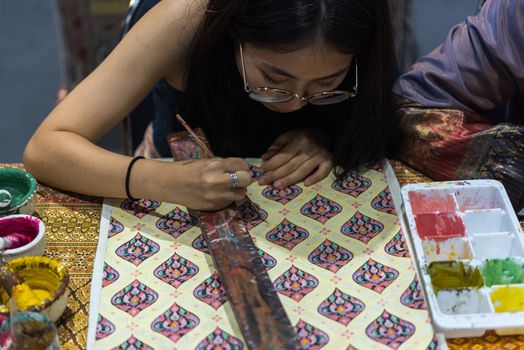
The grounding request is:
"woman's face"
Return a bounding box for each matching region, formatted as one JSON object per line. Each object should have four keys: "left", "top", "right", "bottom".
{"left": 237, "top": 43, "right": 353, "bottom": 113}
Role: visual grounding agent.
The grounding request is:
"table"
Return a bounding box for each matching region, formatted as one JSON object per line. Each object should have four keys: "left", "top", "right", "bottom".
{"left": 3, "top": 162, "right": 524, "bottom": 349}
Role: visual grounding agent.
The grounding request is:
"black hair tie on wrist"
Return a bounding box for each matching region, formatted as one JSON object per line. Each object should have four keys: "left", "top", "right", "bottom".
{"left": 125, "top": 156, "right": 145, "bottom": 201}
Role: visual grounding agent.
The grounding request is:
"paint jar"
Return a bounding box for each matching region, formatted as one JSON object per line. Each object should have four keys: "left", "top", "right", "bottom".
{"left": 0, "top": 214, "right": 46, "bottom": 261}
{"left": 0, "top": 168, "right": 37, "bottom": 217}
{"left": 0, "top": 311, "right": 61, "bottom": 349}
{"left": 0, "top": 257, "right": 69, "bottom": 322}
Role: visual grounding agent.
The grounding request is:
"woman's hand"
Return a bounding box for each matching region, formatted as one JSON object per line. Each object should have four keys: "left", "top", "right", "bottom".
{"left": 168, "top": 157, "right": 254, "bottom": 210}
{"left": 258, "top": 129, "right": 333, "bottom": 188}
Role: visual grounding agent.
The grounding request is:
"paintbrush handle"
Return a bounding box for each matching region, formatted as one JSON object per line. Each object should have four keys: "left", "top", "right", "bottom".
{"left": 0, "top": 237, "right": 11, "bottom": 251}
{"left": 175, "top": 114, "right": 215, "bottom": 159}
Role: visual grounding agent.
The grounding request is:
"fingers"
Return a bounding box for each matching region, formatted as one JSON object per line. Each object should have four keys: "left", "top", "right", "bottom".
{"left": 223, "top": 170, "right": 253, "bottom": 188}
{"left": 261, "top": 132, "right": 292, "bottom": 160}
{"left": 221, "top": 157, "right": 250, "bottom": 172}
{"left": 304, "top": 160, "right": 333, "bottom": 186}
{"left": 259, "top": 146, "right": 299, "bottom": 183}
{"left": 270, "top": 157, "right": 319, "bottom": 188}
{"left": 259, "top": 155, "right": 303, "bottom": 186}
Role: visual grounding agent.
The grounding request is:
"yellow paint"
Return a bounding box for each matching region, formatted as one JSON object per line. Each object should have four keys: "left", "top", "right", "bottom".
{"left": 0, "top": 256, "right": 69, "bottom": 314}
{"left": 491, "top": 286, "right": 524, "bottom": 312}
{"left": 12, "top": 283, "right": 43, "bottom": 310}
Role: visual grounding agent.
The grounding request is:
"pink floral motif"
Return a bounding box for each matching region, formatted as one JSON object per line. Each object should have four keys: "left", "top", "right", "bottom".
{"left": 400, "top": 276, "right": 427, "bottom": 310}
{"left": 317, "top": 288, "right": 365, "bottom": 326}
{"left": 151, "top": 303, "right": 200, "bottom": 343}
{"left": 154, "top": 253, "right": 199, "bottom": 288}
{"left": 96, "top": 314, "right": 115, "bottom": 340}
{"left": 111, "top": 279, "right": 158, "bottom": 317}
{"left": 384, "top": 231, "right": 410, "bottom": 258}
{"left": 308, "top": 240, "right": 353, "bottom": 273}
{"left": 352, "top": 259, "right": 399, "bottom": 293}
{"left": 262, "top": 185, "right": 302, "bottom": 204}
{"left": 331, "top": 172, "right": 372, "bottom": 197}
{"left": 102, "top": 262, "right": 119, "bottom": 287}
{"left": 300, "top": 194, "right": 342, "bottom": 224}
{"left": 193, "top": 272, "right": 228, "bottom": 310}
{"left": 192, "top": 234, "right": 209, "bottom": 254}
{"left": 195, "top": 327, "right": 244, "bottom": 349}
{"left": 113, "top": 335, "right": 154, "bottom": 350}
{"left": 156, "top": 207, "right": 196, "bottom": 238}
{"left": 108, "top": 217, "right": 124, "bottom": 238}
{"left": 120, "top": 199, "right": 161, "bottom": 218}
{"left": 258, "top": 248, "right": 277, "bottom": 271}
{"left": 266, "top": 219, "right": 309, "bottom": 250}
{"left": 340, "top": 211, "right": 384, "bottom": 244}
{"left": 371, "top": 188, "right": 397, "bottom": 215}
{"left": 273, "top": 265, "right": 319, "bottom": 302}
{"left": 238, "top": 202, "right": 268, "bottom": 230}
{"left": 366, "top": 310, "right": 415, "bottom": 349}
{"left": 115, "top": 233, "right": 159, "bottom": 266}
{"left": 294, "top": 319, "right": 329, "bottom": 349}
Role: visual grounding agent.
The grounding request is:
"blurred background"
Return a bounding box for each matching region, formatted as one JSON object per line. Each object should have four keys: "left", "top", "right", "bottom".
{"left": 0, "top": 0, "right": 480, "bottom": 163}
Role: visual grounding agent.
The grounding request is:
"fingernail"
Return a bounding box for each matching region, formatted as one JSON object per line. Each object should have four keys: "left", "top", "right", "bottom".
{"left": 274, "top": 181, "right": 283, "bottom": 188}
{"left": 259, "top": 178, "right": 266, "bottom": 185}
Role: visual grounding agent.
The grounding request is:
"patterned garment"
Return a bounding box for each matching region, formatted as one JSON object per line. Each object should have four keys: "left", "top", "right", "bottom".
{"left": 89, "top": 162, "right": 435, "bottom": 349}
{"left": 394, "top": 98, "right": 524, "bottom": 211}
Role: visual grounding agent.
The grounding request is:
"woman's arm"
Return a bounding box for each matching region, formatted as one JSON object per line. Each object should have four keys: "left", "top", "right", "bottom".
{"left": 24, "top": 0, "right": 252, "bottom": 210}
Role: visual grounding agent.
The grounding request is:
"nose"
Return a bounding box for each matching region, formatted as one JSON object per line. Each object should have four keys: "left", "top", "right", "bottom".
{"left": 278, "top": 97, "right": 307, "bottom": 113}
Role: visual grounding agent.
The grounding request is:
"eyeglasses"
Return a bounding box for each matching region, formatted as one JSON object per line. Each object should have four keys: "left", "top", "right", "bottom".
{"left": 239, "top": 44, "right": 357, "bottom": 105}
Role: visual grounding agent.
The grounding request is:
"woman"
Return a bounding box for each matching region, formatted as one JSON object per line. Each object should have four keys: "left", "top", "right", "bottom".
{"left": 24, "top": 0, "right": 395, "bottom": 210}
{"left": 393, "top": 0, "right": 524, "bottom": 213}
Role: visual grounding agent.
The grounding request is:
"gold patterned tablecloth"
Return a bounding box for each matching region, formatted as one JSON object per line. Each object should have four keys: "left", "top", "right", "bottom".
{"left": 3, "top": 162, "right": 524, "bottom": 349}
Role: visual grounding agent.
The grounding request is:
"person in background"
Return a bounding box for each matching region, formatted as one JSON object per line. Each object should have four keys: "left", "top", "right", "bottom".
{"left": 24, "top": 0, "right": 396, "bottom": 211}
{"left": 393, "top": 0, "right": 524, "bottom": 213}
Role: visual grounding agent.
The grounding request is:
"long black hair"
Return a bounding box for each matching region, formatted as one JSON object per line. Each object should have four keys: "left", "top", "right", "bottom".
{"left": 184, "top": 0, "right": 396, "bottom": 173}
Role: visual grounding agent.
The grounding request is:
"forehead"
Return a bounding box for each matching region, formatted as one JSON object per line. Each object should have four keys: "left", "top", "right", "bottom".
{"left": 243, "top": 44, "right": 353, "bottom": 79}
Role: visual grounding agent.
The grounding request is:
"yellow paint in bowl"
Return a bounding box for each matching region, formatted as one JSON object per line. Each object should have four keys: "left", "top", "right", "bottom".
{"left": 0, "top": 257, "right": 69, "bottom": 322}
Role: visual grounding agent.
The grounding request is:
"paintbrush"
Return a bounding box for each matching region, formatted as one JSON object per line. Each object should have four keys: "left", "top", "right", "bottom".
{"left": 174, "top": 114, "right": 266, "bottom": 216}
{"left": 175, "top": 114, "right": 215, "bottom": 159}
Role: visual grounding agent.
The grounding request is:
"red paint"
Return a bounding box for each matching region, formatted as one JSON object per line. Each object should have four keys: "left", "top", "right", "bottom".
{"left": 0, "top": 216, "right": 40, "bottom": 249}
{"left": 414, "top": 212, "right": 466, "bottom": 240}
{"left": 408, "top": 191, "right": 456, "bottom": 214}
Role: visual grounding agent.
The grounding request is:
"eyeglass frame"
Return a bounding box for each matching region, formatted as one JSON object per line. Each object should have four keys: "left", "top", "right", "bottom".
{"left": 239, "top": 43, "right": 358, "bottom": 105}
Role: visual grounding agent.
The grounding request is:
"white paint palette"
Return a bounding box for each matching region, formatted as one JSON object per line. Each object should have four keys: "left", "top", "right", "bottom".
{"left": 400, "top": 180, "right": 524, "bottom": 338}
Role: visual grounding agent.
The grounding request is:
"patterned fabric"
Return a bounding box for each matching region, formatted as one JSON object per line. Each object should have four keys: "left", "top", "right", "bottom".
{"left": 90, "top": 163, "right": 435, "bottom": 349}
{"left": 394, "top": 99, "right": 524, "bottom": 209}
{"left": 4, "top": 162, "right": 524, "bottom": 349}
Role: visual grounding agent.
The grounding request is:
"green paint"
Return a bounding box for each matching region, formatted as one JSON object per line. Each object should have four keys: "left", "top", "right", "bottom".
{"left": 0, "top": 168, "right": 36, "bottom": 214}
{"left": 428, "top": 261, "right": 484, "bottom": 291}
{"left": 482, "top": 258, "right": 524, "bottom": 287}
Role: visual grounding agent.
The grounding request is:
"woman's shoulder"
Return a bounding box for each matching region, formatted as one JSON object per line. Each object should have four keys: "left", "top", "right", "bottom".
{"left": 125, "top": 0, "right": 208, "bottom": 89}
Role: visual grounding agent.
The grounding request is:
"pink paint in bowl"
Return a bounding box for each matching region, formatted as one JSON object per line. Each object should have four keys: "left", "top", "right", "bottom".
{"left": 0, "top": 215, "right": 45, "bottom": 261}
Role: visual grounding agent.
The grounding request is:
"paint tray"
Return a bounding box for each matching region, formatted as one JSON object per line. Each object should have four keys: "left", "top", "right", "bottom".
{"left": 401, "top": 180, "right": 524, "bottom": 338}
